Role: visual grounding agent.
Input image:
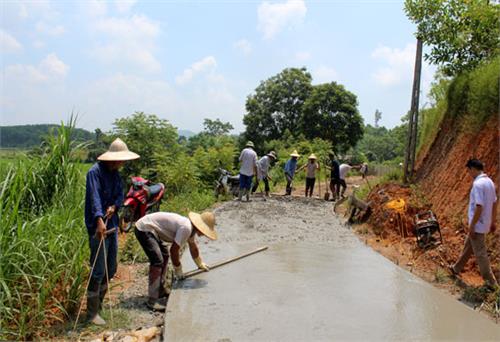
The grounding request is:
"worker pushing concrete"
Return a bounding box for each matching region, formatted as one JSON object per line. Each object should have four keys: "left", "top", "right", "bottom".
{"left": 238, "top": 141, "right": 258, "bottom": 202}
{"left": 252, "top": 151, "right": 277, "bottom": 197}
{"left": 297, "top": 154, "right": 320, "bottom": 197}
{"left": 284, "top": 150, "right": 300, "bottom": 196}
{"left": 449, "top": 159, "right": 498, "bottom": 289}
{"left": 134, "top": 211, "right": 217, "bottom": 311}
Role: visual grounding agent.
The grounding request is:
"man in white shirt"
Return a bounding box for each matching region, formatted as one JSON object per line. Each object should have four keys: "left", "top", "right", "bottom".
{"left": 338, "top": 162, "right": 361, "bottom": 198}
{"left": 450, "top": 159, "right": 498, "bottom": 288}
{"left": 252, "top": 151, "right": 277, "bottom": 197}
{"left": 135, "top": 211, "right": 217, "bottom": 311}
{"left": 239, "top": 141, "right": 258, "bottom": 201}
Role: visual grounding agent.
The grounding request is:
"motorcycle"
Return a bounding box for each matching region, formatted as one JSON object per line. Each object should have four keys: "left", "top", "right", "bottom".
{"left": 119, "top": 176, "right": 165, "bottom": 232}
{"left": 214, "top": 168, "right": 240, "bottom": 198}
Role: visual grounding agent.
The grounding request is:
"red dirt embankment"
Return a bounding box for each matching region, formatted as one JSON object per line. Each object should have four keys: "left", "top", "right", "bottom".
{"left": 365, "top": 115, "right": 499, "bottom": 287}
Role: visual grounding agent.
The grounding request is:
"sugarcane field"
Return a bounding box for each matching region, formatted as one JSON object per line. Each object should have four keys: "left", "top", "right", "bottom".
{"left": 1, "top": 1, "right": 500, "bottom": 341}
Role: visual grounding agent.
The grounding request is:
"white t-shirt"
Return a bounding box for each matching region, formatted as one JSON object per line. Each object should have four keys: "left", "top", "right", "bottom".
{"left": 257, "top": 156, "right": 271, "bottom": 180}
{"left": 136, "top": 212, "right": 194, "bottom": 246}
{"left": 239, "top": 148, "right": 258, "bottom": 176}
{"left": 468, "top": 173, "right": 497, "bottom": 233}
{"left": 306, "top": 162, "right": 319, "bottom": 178}
{"left": 339, "top": 164, "right": 353, "bottom": 180}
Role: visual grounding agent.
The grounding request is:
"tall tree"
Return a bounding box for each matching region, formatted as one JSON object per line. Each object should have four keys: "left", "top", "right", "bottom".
{"left": 405, "top": 0, "right": 500, "bottom": 76}
{"left": 301, "top": 82, "right": 364, "bottom": 153}
{"left": 374, "top": 109, "right": 382, "bottom": 127}
{"left": 203, "top": 118, "right": 234, "bottom": 136}
{"left": 243, "top": 68, "right": 313, "bottom": 147}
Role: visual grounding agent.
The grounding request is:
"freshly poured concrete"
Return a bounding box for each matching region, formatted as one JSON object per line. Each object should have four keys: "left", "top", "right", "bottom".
{"left": 165, "top": 199, "right": 500, "bottom": 341}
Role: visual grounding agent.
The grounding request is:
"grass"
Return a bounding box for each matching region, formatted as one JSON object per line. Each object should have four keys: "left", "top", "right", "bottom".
{"left": 0, "top": 119, "right": 89, "bottom": 340}
{"left": 434, "top": 268, "right": 449, "bottom": 283}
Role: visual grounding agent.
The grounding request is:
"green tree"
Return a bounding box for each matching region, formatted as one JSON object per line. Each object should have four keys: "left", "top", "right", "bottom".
{"left": 112, "top": 112, "right": 178, "bottom": 181}
{"left": 404, "top": 0, "right": 500, "bottom": 76}
{"left": 243, "top": 67, "right": 313, "bottom": 147}
{"left": 374, "top": 109, "right": 382, "bottom": 127}
{"left": 203, "top": 118, "right": 234, "bottom": 136}
{"left": 301, "top": 82, "right": 364, "bottom": 153}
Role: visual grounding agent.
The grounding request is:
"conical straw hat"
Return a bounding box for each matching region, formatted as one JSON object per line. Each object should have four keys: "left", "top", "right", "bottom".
{"left": 308, "top": 154, "right": 317, "bottom": 160}
{"left": 188, "top": 211, "right": 218, "bottom": 240}
{"left": 98, "top": 138, "right": 140, "bottom": 161}
{"left": 290, "top": 150, "right": 300, "bottom": 157}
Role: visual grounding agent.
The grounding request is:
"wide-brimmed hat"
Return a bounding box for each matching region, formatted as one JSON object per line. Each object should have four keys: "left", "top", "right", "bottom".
{"left": 246, "top": 141, "right": 255, "bottom": 148}
{"left": 98, "top": 138, "right": 140, "bottom": 161}
{"left": 267, "top": 151, "right": 277, "bottom": 159}
{"left": 308, "top": 154, "right": 317, "bottom": 160}
{"left": 290, "top": 150, "right": 300, "bottom": 158}
{"left": 188, "top": 211, "right": 217, "bottom": 240}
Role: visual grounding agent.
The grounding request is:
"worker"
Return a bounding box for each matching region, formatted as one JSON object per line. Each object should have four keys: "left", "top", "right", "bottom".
{"left": 134, "top": 211, "right": 217, "bottom": 311}
{"left": 449, "top": 159, "right": 498, "bottom": 289}
{"left": 360, "top": 162, "right": 368, "bottom": 179}
{"left": 85, "top": 138, "right": 139, "bottom": 325}
{"left": 284, "top": 150, "right": 300, "bottom": 196}
{"left": 325, "top": 151, "right": 341, "bottom": 200}
{"left": 338, "top": 162, "right": 361, "bottom": 198}
{"left": 239, "top": 141, "right": 258, "bottom": 202}
{"left": 297, "top": 154, "right": 320, "bottom": 197}
{"left": 252, "top": 151, "right": 277, "bottom": 197}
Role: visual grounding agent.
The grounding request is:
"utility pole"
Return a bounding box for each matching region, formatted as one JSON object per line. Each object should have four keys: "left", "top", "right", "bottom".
{"left": 403, "top": 38, "right": 423, "bottom": 183}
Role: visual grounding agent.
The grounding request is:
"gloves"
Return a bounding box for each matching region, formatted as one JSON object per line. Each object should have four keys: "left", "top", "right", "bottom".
{"left": 174, "top": 264, "right": 184, "bottom": 280}
{"left": 194, "top": 256, "right": 210, "bottom": 271}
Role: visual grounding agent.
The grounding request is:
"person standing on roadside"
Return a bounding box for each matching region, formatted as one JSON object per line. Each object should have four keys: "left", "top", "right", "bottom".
{"left": 338, "top": 162, "right": 361, "bottom": 198}
{"left": 297, "top": 154, "right": 320, "bottom": 197}
{"left": 238, "top": 141, "right": 258, "bottom": 202}
{"left": 85, "top": 138, "right": 139, "bottom": 325}
{"left": 134, "top": 211, "right": 217, "bottom": 311}
{"left": 325, "top": 151, "right": 341, "bottom": 200}
{"left": 449, "top": 159, "right": 498, "bottom": 289}
{"left": 284, "top": 150, "right": 300, "bottom": 196}
{"left": 252, "top": 151, "right": 277, "bottom": 197}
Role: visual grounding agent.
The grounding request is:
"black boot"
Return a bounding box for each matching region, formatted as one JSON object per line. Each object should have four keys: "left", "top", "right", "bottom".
{"left": 98, "top": 279, "right": 108, "bottom": 311}
{"left": 87, "top": 277, "right": 106, "bottom": 325}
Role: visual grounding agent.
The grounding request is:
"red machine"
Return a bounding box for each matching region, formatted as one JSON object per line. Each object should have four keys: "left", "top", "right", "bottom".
{"left": 119, "top": 176, "right": 165, "bottom": 232}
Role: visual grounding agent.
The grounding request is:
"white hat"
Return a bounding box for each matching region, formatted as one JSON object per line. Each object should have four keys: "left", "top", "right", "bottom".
{"left": 97, "top": 138, "right": 140, "bottom": 161}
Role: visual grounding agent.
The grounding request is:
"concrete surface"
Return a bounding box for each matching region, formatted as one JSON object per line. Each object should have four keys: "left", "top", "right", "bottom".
{"left": 164, "top": 199, "right": 500, "bottom": 341}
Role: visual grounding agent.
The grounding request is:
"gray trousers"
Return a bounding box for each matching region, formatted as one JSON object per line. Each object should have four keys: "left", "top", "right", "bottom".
{"left": 453, "top": 233, "right": 497, "bottom": 286}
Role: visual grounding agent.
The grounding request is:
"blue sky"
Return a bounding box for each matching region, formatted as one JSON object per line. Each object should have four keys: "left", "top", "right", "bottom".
{"left": 1, "top": 0, "right": 435, "bottom": 133}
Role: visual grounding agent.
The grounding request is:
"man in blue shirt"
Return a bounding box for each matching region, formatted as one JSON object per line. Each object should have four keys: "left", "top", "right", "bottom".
{"left": 85, "top": 138, "right": 139, "bottom": 325}
{"left": 284, "top": 150, "right": 300, "bottom": 195}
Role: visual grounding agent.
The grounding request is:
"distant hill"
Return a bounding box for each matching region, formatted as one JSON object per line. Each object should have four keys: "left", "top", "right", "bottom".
{"left": 0, "top": 124, "right": 95, "bottom": 148}
{"left": 178, "top": 129, "right": 196, "bottom": 138}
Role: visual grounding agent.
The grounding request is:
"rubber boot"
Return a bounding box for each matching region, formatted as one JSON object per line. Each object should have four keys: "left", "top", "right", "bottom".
{"left": 158, "top": 256, "right": 169, "bottom": 299}
{"left": 245, "top": 189, "right": 251, "bottom": 202}
{"left": 98, "top": 280, "right": 108, "bottom": 311}
{"left": 238, "top": 189, "right": 243, "bottom": 201}
{"left": 87, "top": 277, "right": 106, "bottom": 325}
{"left": 147, "top": 266, "right": 166, "bottom": 311}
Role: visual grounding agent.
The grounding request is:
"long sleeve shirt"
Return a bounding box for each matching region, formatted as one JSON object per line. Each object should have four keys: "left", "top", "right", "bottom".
{"left": 284, "top": 159, "right": 298, "bottom": 178}
{"left": 85, "top": 162, "right": 124, "bottom": 236}
{"left": 257, "top": 156, "right": 271, "bottom": 179}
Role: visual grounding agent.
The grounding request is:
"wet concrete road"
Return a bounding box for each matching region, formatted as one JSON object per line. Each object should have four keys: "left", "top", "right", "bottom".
{"left": 164, "top": 200, "right": 500, "bottom": 341}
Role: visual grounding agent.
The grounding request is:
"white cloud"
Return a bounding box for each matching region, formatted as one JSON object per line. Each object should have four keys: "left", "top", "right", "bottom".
{"left": 295, "top": 51, "right": 311, "bottom": 62}
{"left": 86, "top": 0, "right": 108, "bottom": 17}
{"left": 115, "top": 0, "right": 137, "bottom": 13}
{"left": 36, "top": 21, "right": 65, "bottom": 36}
{"left": 257, "top": 0, "right": 307, "bottom": 39}
{"left": 312, "top": 66, "right": 338, "bottom": 84}
{"left": 234, "top": 39, "right": 252, "bottom": 55}
{"left": 371, "top": 43, "right": 415, "bottom": 86}
{"left": 0, "top": 30, "right": 23, "bottom": 52}
{"left": 176, "top": 56, "right": 217, "bottom": 85}
{"left": 91, "top": 14, "right": 162, "bottom": 72}
{"left": 4, "top": 53, "right": 69, "bottom": 84}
